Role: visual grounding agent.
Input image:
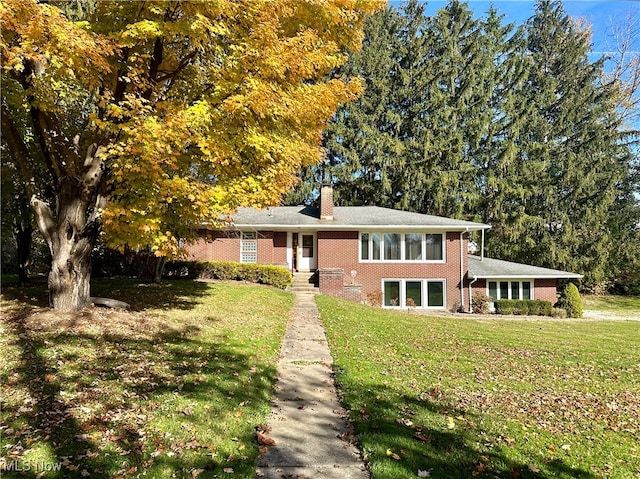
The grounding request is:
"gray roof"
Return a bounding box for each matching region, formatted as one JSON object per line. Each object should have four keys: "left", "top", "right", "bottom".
{"left": 227, "top": 206, "right": 489, "bottom": 231}
{"left": 468, "top": 255, "right": 583, "bottom": 279}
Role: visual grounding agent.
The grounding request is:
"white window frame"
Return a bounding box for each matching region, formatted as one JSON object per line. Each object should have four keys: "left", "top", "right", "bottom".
{"left": 240, "top": 231, "right": 258, "bottom": 263}
{"left": 486, "top": 279, "right": 533, "bottom": 301}
{"left": 360, "top": 232, "right": 446, "bottom": 263}
{"left": 381, "top": 278, "right": 447, "bottom": 309}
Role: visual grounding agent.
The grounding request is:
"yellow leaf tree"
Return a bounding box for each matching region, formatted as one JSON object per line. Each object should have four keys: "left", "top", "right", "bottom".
{"left": 1, "top": 0, "right": 383, "bottom": 311}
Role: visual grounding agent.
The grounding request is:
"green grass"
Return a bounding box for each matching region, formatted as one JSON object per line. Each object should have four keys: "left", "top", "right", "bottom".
{"left": 583, "top": 294, "right": 640, "bottom": 314}
{"left": 1, "top": 279, "right": 294, "bottom": 478}
{"left": 317, "top": 295, "right": 640, "bottom": 479}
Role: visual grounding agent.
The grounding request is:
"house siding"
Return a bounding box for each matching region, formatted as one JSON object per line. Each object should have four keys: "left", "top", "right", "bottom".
{"left": 534, "top": 279, "right": 558, "bottom": 304}
{"left": 185, "top": 230, "right": 287, "bottom": 266}
{"left": 186, "top": 230, "right": 240, "bottom": 261}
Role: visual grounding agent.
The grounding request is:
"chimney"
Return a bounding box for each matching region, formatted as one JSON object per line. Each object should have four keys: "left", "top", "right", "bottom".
{"left": 320, "top": 184, "right": 334, "bottom": 220}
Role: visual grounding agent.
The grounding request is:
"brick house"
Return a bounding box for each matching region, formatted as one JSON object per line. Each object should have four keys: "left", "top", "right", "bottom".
{"left": 185, "top": 186, "right": 581, "bottom": 311}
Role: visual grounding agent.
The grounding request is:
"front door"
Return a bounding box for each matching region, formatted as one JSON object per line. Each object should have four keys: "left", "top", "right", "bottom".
{"left": 297, "top": 233, "right": 317, "bottom": 271}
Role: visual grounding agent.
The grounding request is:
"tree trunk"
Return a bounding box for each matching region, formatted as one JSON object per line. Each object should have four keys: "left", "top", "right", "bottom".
{"left": 153, "top": 256, "right": 167, "bottom": 283}
{"left": 48, "top": 237, "right": 94, "bottom": 311}
{"left": 34, "top": 183, "right": 100, "bottom": 312}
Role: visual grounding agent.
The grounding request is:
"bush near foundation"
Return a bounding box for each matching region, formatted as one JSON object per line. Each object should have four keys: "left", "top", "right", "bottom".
{"left": 494, "top": 299, "right": 553, "bottom": 316}
{"left": 472, "top": 294, "right": 492, "bottom": 314}
{"left": 164, "top": 261, "right": 292, "bottom": 289}
{"left": 556, "top": 283, "right": 583, "bottom": 318}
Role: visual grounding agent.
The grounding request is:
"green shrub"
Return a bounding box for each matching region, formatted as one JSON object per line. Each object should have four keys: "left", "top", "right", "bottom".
{"left": 472, "top": 294, "right": 492, "bottom": 314}
{"left": 494, "top": 299, "right": 553, "bottom": 316}
{"left": 527, "top": 300, "right": 542, "bottom": 316}
{"left": 551, "top": 307, "right": 567, "bottom": 318}
{"left": 164, "top": 260, "right": 292, "bottom": 289}
{"left": 495, "top": 300, "right": 514, "bottom": 315}
{"left": 512, "top": 300, "right": 529, "bottom": 315}
{"left": 557, "top": 283, "right": 583, "bottom": 318}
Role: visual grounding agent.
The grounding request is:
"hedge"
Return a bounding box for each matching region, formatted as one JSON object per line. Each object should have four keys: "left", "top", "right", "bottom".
{"left": 494, "top": 299, "right": 553, "bottom": 316}
{"left": 163, "top": 260, "right": 293, "bottom": 290}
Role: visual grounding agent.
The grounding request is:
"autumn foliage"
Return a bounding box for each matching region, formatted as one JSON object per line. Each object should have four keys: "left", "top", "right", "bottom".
{"left": 1, "top": 0, "right": 382, "bottom": 310}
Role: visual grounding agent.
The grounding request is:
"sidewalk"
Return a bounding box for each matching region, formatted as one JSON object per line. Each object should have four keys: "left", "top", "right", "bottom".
{"left": 255, "top": 290, "right": 369, "bottom": 479}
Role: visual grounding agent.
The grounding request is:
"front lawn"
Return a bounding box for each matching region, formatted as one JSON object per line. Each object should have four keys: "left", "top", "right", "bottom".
{"left": 318, "top": 296, "right": 640, "bottom": 479}
{"left": 583, "top": 295, "right": 640, "bottom": 314}
{"left": 1, "top": 279, "right": 293, "bottom": 478}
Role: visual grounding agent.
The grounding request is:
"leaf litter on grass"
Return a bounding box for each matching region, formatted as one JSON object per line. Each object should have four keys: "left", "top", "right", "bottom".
{"left": 1, "top": 280, "right": 293, "bottom": 478}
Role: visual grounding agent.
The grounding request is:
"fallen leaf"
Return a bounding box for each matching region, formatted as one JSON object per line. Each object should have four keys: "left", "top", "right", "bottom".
{"left": 256, "top": 431, "right": 275, "bottom": 446}
{"left": 191, "top": 468, "right": 204, "bottom": 478}
{"left": 447, "top": 417, "right": 455, "bottom": 429}
{"left": 386, "top": 449, "right": 401, "bottom": 460}
{"left": 223, "top": 467, "right": 234, "bottom": 473}
{"left": 418, "top": 469, "right": 432, "bottom": 477}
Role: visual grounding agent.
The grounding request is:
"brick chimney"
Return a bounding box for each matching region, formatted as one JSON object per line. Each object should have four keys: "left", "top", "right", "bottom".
{"left": 320, "top": 184, "right": 334, "bottom": 220}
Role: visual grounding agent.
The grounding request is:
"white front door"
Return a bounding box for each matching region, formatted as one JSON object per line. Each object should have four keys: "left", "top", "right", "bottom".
{"left": 297, "top": 233, "right": 317, "bottom": 271}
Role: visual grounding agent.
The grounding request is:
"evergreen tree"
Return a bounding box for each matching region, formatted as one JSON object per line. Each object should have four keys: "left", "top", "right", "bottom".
{"left": 286, "top": 0, "right": 638, "bottom": 290}
{"left": 485, "top": 0, "right": 631, "bottom": 287}
{"left": 285, "top": 6, "right": 408, "bottom": 207}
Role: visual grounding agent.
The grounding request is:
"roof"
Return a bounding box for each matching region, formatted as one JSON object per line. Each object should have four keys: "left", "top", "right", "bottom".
{"left": 226, "top": 206, "right": 489, "bottom": 232}
{"left": 468, "top": 255, "right": 583, "bottom": 279}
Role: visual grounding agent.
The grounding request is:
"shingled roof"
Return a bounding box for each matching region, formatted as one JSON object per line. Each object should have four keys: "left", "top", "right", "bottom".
{"left": 468, "top": 255, "right": 582, "bottom": 279}
{"left": 227, "top": 206, "right": 490, "bottom": 231}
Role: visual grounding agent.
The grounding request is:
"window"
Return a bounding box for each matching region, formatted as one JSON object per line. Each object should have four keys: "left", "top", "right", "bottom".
{"left": 384, "top": 281, "right": 400, "bottom": 307}
{"left": 488, "top": 282, "right": 498, "bottom": 301}
{"left": 241, "top": 253, "right": 257, "bottom": 263}
{"left": 427, "top": 281, "right": 444, "bottom": 307}
{"left": 383, "top": 279, "right": 445, "bottom": 308}
{"left": 372, "top": 233, "right": 381, "bottom": 260}
{"left": 302, "top": 234, "right": 314, "bottom": 258}
{"left": 240, "top": 231, "right": 257, "bottom": 263}
{"left": 405, "top": 233, "right": 422, "bottom": 260}
{"left": 360, "top": 232, "right": 444, "bottom": 262}
{"left": 384, "top": 233, "right": 401, "bottom": 260}
{"left": 241, "top": 241, "right": 257, "bottom": 252}
{"left": 488, "top": 280, "right": 533, "bottom": 300}
{"left": 361, "top": 233, "right": 369, "bottom": 260}
{"left": 406, "top": 281, "right": 422, "bottom": 307}
{"left": 500, "top": 281, "right": 509, "bottom": 299}
{"left": 425, "top": 234, "right": 443, "bottom": 260}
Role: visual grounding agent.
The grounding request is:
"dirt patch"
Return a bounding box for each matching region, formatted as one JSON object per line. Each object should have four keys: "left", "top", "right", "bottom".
{"left": 2, "top": 300, "right": 172, "bottom": 339}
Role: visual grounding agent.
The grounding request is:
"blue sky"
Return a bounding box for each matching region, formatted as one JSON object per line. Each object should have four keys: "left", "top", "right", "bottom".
{"left": 389, "top": 1, "right": 639, "bottom": 62}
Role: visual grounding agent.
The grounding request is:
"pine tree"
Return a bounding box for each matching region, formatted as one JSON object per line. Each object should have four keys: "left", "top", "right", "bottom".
{"left": 485, "top": 0, "right": 631, "bottom": 287}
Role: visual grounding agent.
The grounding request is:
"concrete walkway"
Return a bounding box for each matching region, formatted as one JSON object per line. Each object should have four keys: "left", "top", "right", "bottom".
{"left": 255, "top": 289, "right": 369, "bottom": 479}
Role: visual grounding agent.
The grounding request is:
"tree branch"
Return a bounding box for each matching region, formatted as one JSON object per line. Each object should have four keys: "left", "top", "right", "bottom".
{"left": 1, "top": 102, "right": 39, "bottom": 199}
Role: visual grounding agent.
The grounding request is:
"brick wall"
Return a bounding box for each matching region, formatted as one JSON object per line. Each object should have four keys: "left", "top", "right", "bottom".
{"left": 185, "top": 230, "right": 240, "bottom": 261}
{"left": 317, "top": 230, "right": 467, "bottom": 311}
{"left": 534, "top": 278, "right": 558, "bottom": 304}
{"left": 184, "top": 230, "right": 286, "bottom": 265}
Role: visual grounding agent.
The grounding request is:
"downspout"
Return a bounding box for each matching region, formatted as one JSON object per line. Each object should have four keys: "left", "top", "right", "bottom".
{"left": 460, "top": 229, "right": 468, "bottom": 313}
{"left": 481, "top": 228, "right": 485, "bottom": 261}
{"left": 468, "top": 276, "right": 479, "bottom": 313}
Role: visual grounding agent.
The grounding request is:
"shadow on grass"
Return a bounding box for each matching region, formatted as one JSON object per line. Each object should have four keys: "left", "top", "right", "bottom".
{"left": 1, "top": 305, "right": 277, "bottom": 478}
{"left": 0, "top": 277, "right": 213, "bottom": 312}
{"left": 334, "top": 377, "right": 597, "bottom": 479}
